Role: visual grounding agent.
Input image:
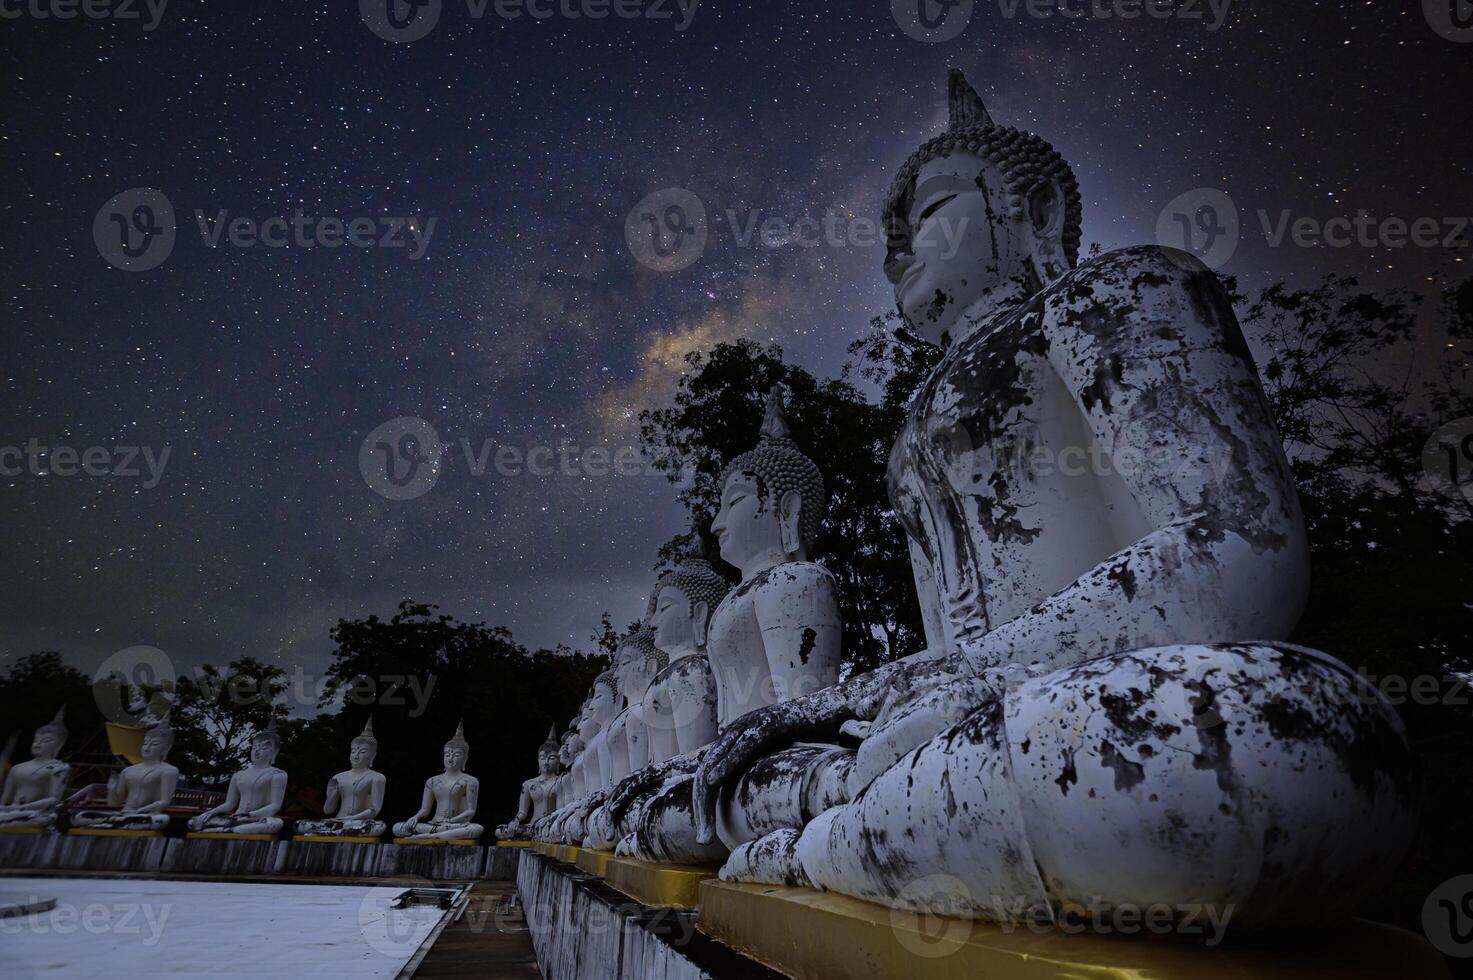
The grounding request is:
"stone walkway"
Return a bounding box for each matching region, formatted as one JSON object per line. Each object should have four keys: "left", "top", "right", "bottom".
{"left": 413, "top": 881, "right": 540, "bottom": 978}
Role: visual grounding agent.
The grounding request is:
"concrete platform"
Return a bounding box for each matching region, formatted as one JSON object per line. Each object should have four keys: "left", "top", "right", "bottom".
{"left": 376, "top": 841, "right": 485, "bottom": 880}
{"left": 161, "top": 835, "right": 281, "bottom": 874}
{"left": 275, "top": 838, "right": 384, "bottom": 877}
{"left": 604, "top": 856, "right": 720, "bottom": 909}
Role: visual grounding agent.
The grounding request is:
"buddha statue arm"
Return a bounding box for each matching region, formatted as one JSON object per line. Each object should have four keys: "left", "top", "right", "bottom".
{"left": 406, "top": 778, "right": 434, "bottom": 823}
{"left": 247, "top": 771, "right": 287, "bottom": 819}
{"left": 106, "top": 771, "right": 126, "bottom": 808}
{"left": 321, "top": 777, "right": 343, "bottom": 818}
{"left": 131, "top": 766, "right": 178, "bottom": 814}
{"left": 448, "top": 777, "right": 479, "bottom": 824}
{"left": 192, "top": 776, "right": 242, "bottom": 826}
{"left": 514, "top": 781, "right": 535, "bottom": 825}
{"left": 342, "top": 774, "right": 384, "bottom": 820}
{"left": 753, "top": 563, "right": 842, "bottom": 702}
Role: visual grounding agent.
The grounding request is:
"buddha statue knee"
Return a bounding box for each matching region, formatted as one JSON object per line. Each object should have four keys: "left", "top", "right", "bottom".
{"left": 693, "top": 71, "right": 1415, "bottom": 927}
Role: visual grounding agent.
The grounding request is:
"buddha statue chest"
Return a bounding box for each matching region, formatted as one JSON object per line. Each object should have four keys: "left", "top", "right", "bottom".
{"left": 888, "top": 298, "right": 1151, "bottom": 654}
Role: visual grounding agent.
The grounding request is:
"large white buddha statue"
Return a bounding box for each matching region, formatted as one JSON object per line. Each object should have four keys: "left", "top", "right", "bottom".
{"left": 693, "top": 71, "right": 1416, "bottom": 928}
{"left": 496, "top": 726, "right": 562, "bottom": 840}
{"left": 296, "top": 717, "right": 387, "bottom": 838}
{"left": 0, "top": 707, "right": 72, "bottom": 830}
{"left": 188, "top": 720, "right": 288, "bottom": 835}
{"left": 557, "top": 669, "right": 621, "bottom": 843}
{"left": 393, "top": 721, "right": 483, "bottom": 841}
{"left": 73, "top": 711, "right": 180, "bottom": 830}
{"left": 583, "top": 626, "right": 668, "bottom": 849}
{"left": 532, "top": 712, "right": 584, "bottom": 841}
{"left": 613, "top": 391, "right": 845, "bottom": 865}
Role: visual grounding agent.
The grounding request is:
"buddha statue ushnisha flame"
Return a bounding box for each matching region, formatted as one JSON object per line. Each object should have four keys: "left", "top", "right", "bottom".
{"left": 693, "top": 70, "right": 1414, "bottom": 929}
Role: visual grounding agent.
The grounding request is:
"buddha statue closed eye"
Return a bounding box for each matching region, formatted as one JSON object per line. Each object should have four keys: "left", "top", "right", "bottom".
{"left": 693, "top": 70, "right": 1415, "bottom": 931}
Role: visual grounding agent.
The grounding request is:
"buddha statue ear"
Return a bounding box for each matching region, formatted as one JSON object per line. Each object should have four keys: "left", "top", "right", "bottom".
{"left": 778, "top": 489, "right": 803, "bottom": 556}
{"left": 691, "top": 600, "right": 710, "bottom": 649}
{"left": 1025, "top": 177, "right": 1069, "bottom": 284}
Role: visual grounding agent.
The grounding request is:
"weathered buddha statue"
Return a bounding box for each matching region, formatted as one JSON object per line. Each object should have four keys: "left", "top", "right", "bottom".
{"left": 694, "top": 71, "right": 1415, "bottom": 928}
{"left": 557, "top": 669, "right": 621, "bottom": 843}
{"left": 0, "top": 707, "right": 72, "bottom": 830}
{"left": 612, "top": 391, "right": 844, "bottom": 865}
{"left": 496, "top": 726, "right": 562, "bottom": 840}
{"left": 596, "top": 546, "right": 730, "bottom": 853}
{"left": 532, "top": 714, "right": 583, "bottom": 841}
{"left": 583, "top": 626, "right": 667, "bottom": 849}
{"left": 72, "top": 711, "right": 180, "bottom": 830}
{"left": 188, "top": 720, "right": 288, "bottom": 835}
{"left": 296, "top": 717, "right": 387, "bottom": 838}
{"left": 393, "top": 721, "right": 483, "bottom": 841}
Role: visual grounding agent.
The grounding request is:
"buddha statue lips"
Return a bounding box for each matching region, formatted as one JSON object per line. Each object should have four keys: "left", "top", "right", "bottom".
{"left": 693, "top": 70, "right": 1415, "bottom": 928}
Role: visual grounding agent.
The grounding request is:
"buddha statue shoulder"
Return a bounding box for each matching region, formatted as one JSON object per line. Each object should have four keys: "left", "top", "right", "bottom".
{"left": 693, "top": 70, "right": 1415, "bottom": 929}
{"left": 296, "top": 717, "right": 387, "bottom": 838}
{"left": 497, "top": 725, "right": 561, "bottom": 840}
{"left": 188, "top": 719, "right": 288, "bottom": 835}
{"left": 393, "top": 721, "right": 483, "bottom": 841}
{"left": 0, "top": 707, "right": 73, "bottom": 830}
{"left": 72, "top": 710, "right": 180, "bottom": 830}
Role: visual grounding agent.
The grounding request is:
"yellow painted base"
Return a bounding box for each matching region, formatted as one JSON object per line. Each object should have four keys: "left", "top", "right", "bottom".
{"left": 291, "top": 835, "right": 382, "bottom": 844}
{"left": 392, "top": 837, "right": 481, "bottom": 846}
{"left": 67, "top": 827, "right": 164, "bottom": 838}
{"left": 496, "top": 840, "right": 533, "bottom": 848}
{"left": 697, "top": 881, "right": 1451, "bottom": 980}
{"left": 575, "top": 848, "right": 614, "bottom": 878}
{"left": 186, "top": 832, "right": 276, "bottom": 841}
{"left": 0, "top": 826, "right": 46, "bottom": 835}
{"left": 552, "top": 844, "right": 581, "bottom": 864}
{"left": 604, "top": 857, "right": 720, "bottom": 909}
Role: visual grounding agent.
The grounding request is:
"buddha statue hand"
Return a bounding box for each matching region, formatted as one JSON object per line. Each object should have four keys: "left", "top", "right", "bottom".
{"left": 693, "top": 685, "right": 856, "bottom": 845}
{"left": 606, "top": 751, "right": 703, "bottom": 822}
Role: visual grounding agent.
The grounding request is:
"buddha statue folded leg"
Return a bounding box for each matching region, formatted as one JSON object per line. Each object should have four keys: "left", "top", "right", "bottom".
{"left": 712, "top": 742, "right": 855, "bottom": 851}
{"left": 769, "top": 642, "right": 1414, "bottom": 928}
{"left": 628, "top": 775, "right": 730, "bottom": 865}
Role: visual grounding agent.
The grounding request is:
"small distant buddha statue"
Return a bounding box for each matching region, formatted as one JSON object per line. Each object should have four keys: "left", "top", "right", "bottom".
{"left": 558, "top": 669, "right": 621, "bottom": 843}
{"left": 296, "top": 717, "right": 387, "bottom": 838}
{"left": 0, "top": 707, "right": 72, "bottom": 830}
{"left": 496, "top": 726, "right": 561, "bottom": 840}
{"left": 532, "top": 714, "right": 583, "bottom": 841}
{"left": 72, "top": 711, "right": 180, "bottom": 830}
{"left": 693, "top": 71, "right": 1415, "bottom": 927}
{"left": 393, "top": 721, "right": 483, "bottom": 841}
{"left": 614, "top": 390, "right": 844, "bottom": 865}
{"left": 188, "top": 719, "right": 288, "bottom": 835}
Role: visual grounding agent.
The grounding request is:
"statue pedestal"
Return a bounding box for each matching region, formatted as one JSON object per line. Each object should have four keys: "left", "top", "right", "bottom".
{"left": 161, "top": 832, "right": 281, "bottom": 874}
{"left": 276, "top": 836, "right": 384, "bottom": 877}
{"left": 377, "top": 839, "right": 485, "bottom": 880}
{"left": 605, "top": 856, "right": 720, "bottom": 909}
{"left": 50, "top": 828, "right": 169, "bottom": 872}
{"left": 574, "top": 847, "right": 614, "bottom": 878}
{"left": 0, "top": 827, "right": 56, "bottom": 869}
{"left": 487, "top": 840, "right": 530, "bottom": 880}
{"left": 696, "top": 881, "right": 1452, "bottom": 980}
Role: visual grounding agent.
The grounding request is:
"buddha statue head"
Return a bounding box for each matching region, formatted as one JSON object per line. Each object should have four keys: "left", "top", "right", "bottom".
{"left": 443, "top": 720, "right": 470, "bottom": 772}
{"left": 883, "top": 69, "right": 1082, "bottom": 346}
{"left": 31, "top": 706, "right": 68, "bottom": 760}
{"left": 615, "top": 626, "right": 668, "bottom": 701}
{"left": 250, "top": 718, "right": 281, "bottom": 767}
{"left": 585, "top": 670, "right": 621, "bottom": 739}
{"left": 712, "top": 388, "right": 826, "bottom": 574}
{"left": 558, "top": 723, "right": 580, "bottom": 767}
{"left": 536, "top": 726, "right": 560, "bottom": 777}
{"left": 139, "top": 711, "right": 175, "bottom": 763}
{"left": 349, "top": 717, "right": 378, "bottom": 770}
{"left": 651, "top": 544, "right": 731, "bottom": 655}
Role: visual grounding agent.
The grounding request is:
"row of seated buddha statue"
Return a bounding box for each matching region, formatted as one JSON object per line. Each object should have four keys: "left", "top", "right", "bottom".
{"left": 0, "top": 708, "right": 484, "bottom": 842}
{"left": 501, "top": 68, "right": 1415, "bottom": 930}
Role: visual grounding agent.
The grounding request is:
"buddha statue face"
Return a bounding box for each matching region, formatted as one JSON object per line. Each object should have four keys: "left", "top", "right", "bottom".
{"left": 651, "top": 582, "right": 699, "bottom": 654}
{"left": 30, "top": 727, "right": 64, "bottom": 760}
{"left": 612, "top": 639, "right": 643, "bottom": 698}
{"left": 249, "top": 734, "right": 279, "bottom": 767}
{"left": 443, "top": 743, "right": 467, "bottom": 772}
{"left": 349, "top": 737, "right": 377, "bottom": 770}
{"left": 712, "top": 470, "right": 801, "bottom": 571}
{"left": 886, "top": 152, "right": 1067, "bottom": 347}
{"left": 537, "top": 745, "right": 559, "bottom": 777}
{"left": 140, "top": 728, "right": 173, "bottom": 763}
{"left": 579, "top": 680, "right": 618, "bottom": 740}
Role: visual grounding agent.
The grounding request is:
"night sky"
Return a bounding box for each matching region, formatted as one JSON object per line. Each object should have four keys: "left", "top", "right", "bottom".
{"left": 4, "top": 1, "right": 1469, "bottom": 697}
